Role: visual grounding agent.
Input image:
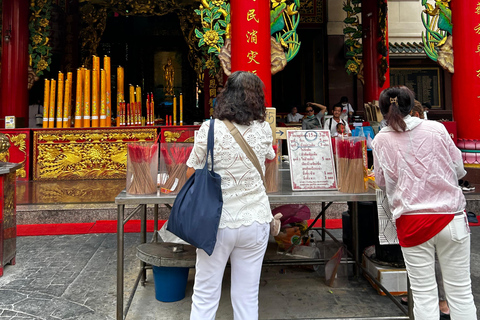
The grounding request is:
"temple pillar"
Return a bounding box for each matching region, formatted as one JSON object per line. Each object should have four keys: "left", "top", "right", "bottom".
{"left": 362, "top": 0, "right": 390, "bottom": 102}
{"left": 451, "top": 2, "right": 480, "bottom": 143}
{"left": 0, "top": 0, "right": 29, "bottom": 128}
{"left": 230, "top": 0, "right": 272, "bottom": 107}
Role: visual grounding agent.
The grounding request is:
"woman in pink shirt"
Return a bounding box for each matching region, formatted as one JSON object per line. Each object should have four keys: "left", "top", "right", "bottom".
{"left": 372, "top": 86, "right": 476, "bottom": 320}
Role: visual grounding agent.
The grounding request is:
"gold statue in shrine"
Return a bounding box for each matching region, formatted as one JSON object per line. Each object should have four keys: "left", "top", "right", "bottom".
{"left": 163, "top": 58, "right": 174, "bottom": 96}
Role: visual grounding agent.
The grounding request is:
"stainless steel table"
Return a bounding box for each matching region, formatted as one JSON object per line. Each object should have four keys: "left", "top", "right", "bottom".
{"left": 115, "top": 171, "right": 480, "bottom": 320}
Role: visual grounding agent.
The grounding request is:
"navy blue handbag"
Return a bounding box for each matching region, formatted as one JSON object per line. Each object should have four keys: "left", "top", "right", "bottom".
{"left": 167, "top": 119, "right": 223, "bottom": 256}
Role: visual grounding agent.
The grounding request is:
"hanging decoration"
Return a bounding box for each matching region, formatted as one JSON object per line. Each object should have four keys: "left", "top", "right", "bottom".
{"left": 343, "top": 0, "right": 362, "bottom": 76}
{"left": 195, "top": 0, "right": 301, "bottom": 77}
{"left": 29, "top": 0, "right": 53, "bottom": 78}
{"left": 194, "top": 0, "right": 230, "bottom": 77}
{"left": 421, "top": 0, "right": 453, "bottom": 72}
{"left": 378, "top": 0, "right": 388, "bottom": 86}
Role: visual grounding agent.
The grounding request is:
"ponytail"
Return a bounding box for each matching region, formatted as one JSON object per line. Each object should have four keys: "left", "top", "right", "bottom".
{"left": 379, "top": 86, "right": 415, "bottom": 132}
{"left": 386, "top": 100, "right": 407, "bottom": 132}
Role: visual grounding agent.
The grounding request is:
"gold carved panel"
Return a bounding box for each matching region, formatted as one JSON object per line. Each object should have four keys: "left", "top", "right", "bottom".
{"left": 33, "top": 128, "right": 156, "bottom": 181}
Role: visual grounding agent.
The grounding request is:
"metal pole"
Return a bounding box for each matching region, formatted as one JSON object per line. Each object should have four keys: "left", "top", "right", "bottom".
{"left": 153, "top": 204, "right": 159, "bottom": 242}
{"left": 117, "top": 204, "right": 124, "bottom": 320}
{"left": 321, "top": 202, "right": 326, "bottom": 242}
{"left": 140, "top": 204, "right": 147, "bottom": 285}
{"left": 351, "top": 201, "right": 360, "bottom": 277}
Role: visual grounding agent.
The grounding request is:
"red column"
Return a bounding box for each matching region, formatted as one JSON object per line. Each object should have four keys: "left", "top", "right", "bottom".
{"left": 451, "top": 2, "right": 480, "bottom": 141}
{"left": 0, "top": 0, "right": 30, "bottom": 128}
{"left": 230, "top": 0, "right": 272, "bottom": 106}
{"left": 362, "top": 0, "right": 390, "bottom": 102}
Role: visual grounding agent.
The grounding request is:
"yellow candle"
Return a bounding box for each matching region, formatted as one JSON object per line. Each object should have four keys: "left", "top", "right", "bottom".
{"left": 100, "top": 69, "right": 107, "bottom": 127}
{"left": 84, "top": 69, "right": 91, "bottom": 128}
{"left": 74, "top": 69, "right": 83, "bottom": 128}
{"left": 49, "top": 79, "right": 56, "bottom": 128}
{"left": 62, "top": 79, "right": 70, "bottom": 128}
{"left": 117, "top": 66, "right": 124, "bottom": 124}
{"left": 56, "top": 76, "right": 64, "bottom": 128}
{"left": 136, "top": 86, "right": 141, "bottom": 125}
{"left": 105, "top": 56, "right": 111, "bottom": 127}
{"left": 43, "top": 79, "right": 50, "bottom": 128}
{"left": 92, "top": 69, "right": 99, "bottom": 127}
{"left": 65, "top": 72, "right": 73, "bottom": 127}
{"left": 173, "top": 95, "right": 177, "bottom": 126}
{"left": 129, "top": 84, "right": 135, "bottom": 106}
{"left": 58, "top": 72, "right": 64, "bottom": 82}
{"left": 180, "top": 93, "right": 183, "bottom": 126}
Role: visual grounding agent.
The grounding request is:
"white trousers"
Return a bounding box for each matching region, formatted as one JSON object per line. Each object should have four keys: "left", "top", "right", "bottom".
{"left": 401, "top": 214, "right": 477, "bottom": 320}
{"left": 190, "top": 222, "right": 269, "bottom": 320}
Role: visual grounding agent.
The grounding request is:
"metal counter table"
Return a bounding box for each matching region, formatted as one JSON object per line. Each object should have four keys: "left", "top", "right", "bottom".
{"left": 115, "top": 170, "right": 480, "bottom": 320}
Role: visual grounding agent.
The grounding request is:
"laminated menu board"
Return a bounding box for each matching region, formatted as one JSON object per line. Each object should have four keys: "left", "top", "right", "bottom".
{"left": 286, "top": 130, "right": 337, "bottom": 191}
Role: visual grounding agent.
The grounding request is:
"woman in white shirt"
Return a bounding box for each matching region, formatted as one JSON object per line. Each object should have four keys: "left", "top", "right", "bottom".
{"left": 187, "top": 71, "right": 276, "bottom": 320}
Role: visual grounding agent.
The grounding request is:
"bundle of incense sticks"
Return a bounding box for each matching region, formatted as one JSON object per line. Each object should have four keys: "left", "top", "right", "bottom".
{"left": 265, "top": 144, "right": 279, "bottom": 193}
{"left": 126, "top": 142, "right": 159, "bottom": 194}
{"left": 335, "top": 137, "right": 367, "bottom": 193}
{"left": 160, "top": 144, "right": 193, "bottom": 193}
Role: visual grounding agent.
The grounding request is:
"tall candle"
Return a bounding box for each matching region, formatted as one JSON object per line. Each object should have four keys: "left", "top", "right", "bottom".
{"left": 136, "top": 86, "right": 141, "bottom": 125}
{"left": 49, "top": 79, "right": 56, "bottom": 128}
{"left": 66, "top": 72, "right": 73, "bottom": 127}
{"left": 56, "top": 76, "right": 64, "bottom": 128}
{"left": 43, "top": 79, "right": 50, "bottom": 128}
{"left": 117, "top": 66, "right": 124, "bottom": 125}
{"left": 105, "top": 56, "right": 111, "bottom": 127}
{"left": 100, "top": 69, "right": 107, "bottom": 127}
{"left": 173, "top": 95, "right": 177, "bottom": 126}
{"left": 129, "top": 84, "right": 135, "bottom": 106}
{"left": 180, "top": 93, "right": 183, "bottom": 126}
{"left": 84, "top": 69, "right": 91, "bottom": 128}
{"left": 62, "top": 79, "right": 70, "bottom": 128}
{"left": 151, "top": 94, "right": 155, "bottom": 125}
{"left": 92, "top": 69, "right": 99, "bottom": 127}
{"left": 74, "top": 69, "right": 83, "bottom": 127}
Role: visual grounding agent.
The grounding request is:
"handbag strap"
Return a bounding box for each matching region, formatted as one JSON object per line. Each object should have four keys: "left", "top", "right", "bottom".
{"left": 222, "top": 120, "right": 267, "bottom": 189}
{"left": 205, "top": 119, "right": 215, "bottom": 171}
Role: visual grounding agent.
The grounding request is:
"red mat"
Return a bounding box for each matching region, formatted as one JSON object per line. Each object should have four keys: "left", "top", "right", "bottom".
{"left": 16, "top": 219, "right": 342, "bottom": 237}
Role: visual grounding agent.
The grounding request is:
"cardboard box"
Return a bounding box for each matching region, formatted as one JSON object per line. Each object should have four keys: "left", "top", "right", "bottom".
{"left": 362, "top": 254, "right": 407, "bottom": 296}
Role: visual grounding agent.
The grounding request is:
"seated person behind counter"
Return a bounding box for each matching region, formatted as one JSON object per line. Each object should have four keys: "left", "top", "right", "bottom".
{"left": 287, "top": 106, "right": 304, "bottom": 123}
{"left": 302, "top": 102, "right": 327, "bottom": 130}
{"left": 332, "top": 122, "right": 348, "bottom": 137}
{"left": 324, "top": 104, "right": 351, "bottom": 136}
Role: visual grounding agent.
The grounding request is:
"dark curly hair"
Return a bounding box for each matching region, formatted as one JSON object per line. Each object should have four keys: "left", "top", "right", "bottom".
{"left": 213, "top": 71, "right": 266, "bottom": 125}
{"left": 379, "top": 86, "right": 415, "bottom": 132}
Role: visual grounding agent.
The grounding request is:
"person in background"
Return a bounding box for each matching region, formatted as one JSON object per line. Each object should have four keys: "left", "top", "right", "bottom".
{"left": 302, "top": 102, "right": 326, "bottom": 130}
{"left": 338, "top": 96, "right": 354, "bottom": 122}
{"left": 186, "top": 71, "right": 275, "bottom": 320}
{"left": 423, "top": 102, "right": 432, "bottom": 120}
{"left": 411, "top": 100, "right": 425, "bottom": 119}
{"left": 372, "top": 86, "right": 476, "bottom": 320}
{"left": 324, "top": 105, "right": 351, "bottom": 136}
{"left": 287, "top": 106, "right": 304, "bottom": 123}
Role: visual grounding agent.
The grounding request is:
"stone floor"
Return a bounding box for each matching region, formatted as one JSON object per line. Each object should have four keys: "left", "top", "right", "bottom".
{"left": 0, "top": 227, "right": 479, "bottom": 320}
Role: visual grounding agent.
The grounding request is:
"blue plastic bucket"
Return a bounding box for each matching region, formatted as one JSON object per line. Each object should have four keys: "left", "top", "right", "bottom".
{"left": 152, "top": 266, "right": 190, "bottom": 302}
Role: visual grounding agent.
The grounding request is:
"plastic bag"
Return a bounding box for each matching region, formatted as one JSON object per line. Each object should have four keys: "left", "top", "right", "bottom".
{"left": 325, "top": 245, "right": 347, "bottom": 287}
{"left": 159, "top": 221, "right": 190, "bottom": 245}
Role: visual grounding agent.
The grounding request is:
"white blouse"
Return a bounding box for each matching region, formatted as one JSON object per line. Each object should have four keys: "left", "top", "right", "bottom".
{"left": 186, "top": 119, "right": 276, "bottom": 229}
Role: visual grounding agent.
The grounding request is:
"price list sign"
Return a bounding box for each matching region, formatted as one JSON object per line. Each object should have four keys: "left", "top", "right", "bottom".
{"left": 287, "top": 130, "right": 337, "bottom": 191}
